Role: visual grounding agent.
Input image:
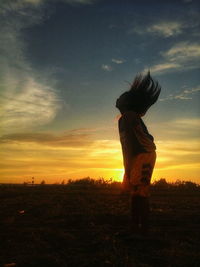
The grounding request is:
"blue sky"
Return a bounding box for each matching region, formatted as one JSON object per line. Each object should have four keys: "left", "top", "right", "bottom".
{"left": 0, "top": 0, "right": 200, "bottom": 183}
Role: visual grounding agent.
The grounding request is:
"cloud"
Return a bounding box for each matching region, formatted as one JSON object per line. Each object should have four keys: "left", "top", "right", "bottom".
{"left": 0, "top": 0, "right": 98, "bottom": 10}
{"left": 160, "top": 85, "right": 200, "bottom": 101}
{"left": 101, "top": 59, "right": 125, "bottom": 72}
{"left": 1, "top": 126, "right": 199, "bottom": 182}
{"left": 111, "top": 58, "right": 126, "bottom": 64}
{"left": 0, "top": 0, "right": 63, "bottom": 134}
{"left": 0, "top": 0, "right": 100, "bottom": 134}
{"left": 24, "top": 0, "right": 42, "bottom": 3}
{"left": 129, "top": 13, "right": 200, "bottom": 39}
{"left": 0, "top": 129, "right": 122, "bottom": 155}
{"left": 0, "top": 79, "right": 61, "bottom": 131}
{"left": 0, "top": 0, "right": 45, "bottom": 15}
{"left": 169, "top": 118, "right": 200, "bottom": 129}
{"left": 0, "top": 130, "right": 93, "bottom": 148}
{"left": 147, "top": 22, "right": 184, "bottom": 37}
{"left": 183, "top": 86, "right": 200, "bottom": 94}
{"left": 150, "top": 63, "right": 181, "bottom": 73}
{"left": 61, "top": 0, "right": 98, "bottom": 4}
{"left": 154, "top": 138, "right": 200, "bottom": 178}
{"left": 150, "top": 42, "right": 200, "bottom": 74}
{"left": 157, "top": 139, "right": 200, "bottom": 156}
{"left": 20, "top": 0, "right": 44, "bottom": 6}
{"left": 150, "top": 117, "right": 200, "bottom": 145}
{"left": 101, "top": 64, "right": 113, "bottom": 72}
{"left": 163, "top": 42, "right": 200, "bottom": 62}
{"left": 130, "top": 21, "right": 185, "bottom": 38}
{"left": 0, "top": 128, "right": 122, "bottom": 182}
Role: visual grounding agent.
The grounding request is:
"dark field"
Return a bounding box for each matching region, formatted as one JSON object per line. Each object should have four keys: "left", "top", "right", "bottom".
{"left": 1, "top": 180, "right": 200, "bottom": 267}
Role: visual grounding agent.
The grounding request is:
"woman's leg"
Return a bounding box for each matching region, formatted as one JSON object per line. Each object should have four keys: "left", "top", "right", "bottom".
{"left": 140, "top": 196, "right": 150, "bottom": 235}
{"left": 131, "top": 195, "right": 150, "bottom": 236}
{"left": 130, "top": 152, "right": 156, "bottom": 235}
{"left": 130, "top": 194, "right": 141, "bottom": 233}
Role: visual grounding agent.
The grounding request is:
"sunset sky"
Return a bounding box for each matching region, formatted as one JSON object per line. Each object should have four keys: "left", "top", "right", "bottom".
{"left": 0, "top": 0, "right": 200, "bottom": 184}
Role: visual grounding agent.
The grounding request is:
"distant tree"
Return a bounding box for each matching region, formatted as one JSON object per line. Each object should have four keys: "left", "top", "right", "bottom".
{"left": 61, "top": 180, "right": 65, "bottom": 185}
{"left": 173, "top": 180, "right": 199, "bottom": 190}
{"left": 40, "top": 180, "right": 46, "bottom": 185}
{"left": 67, "top": 179, "right": 72, "bottom": 184}
{"left": 153, "top": 178, "right": 169, "bottom": 188}
{"left": 67, "top": 177, "right": 98, "bottom": 187}
{"left": 65, "top": 177, "right": 121, "bottom": 189}
{"left": 184, "top": 181, "right": 198, "bottom": 190}
{"left": 174, "top": 179, "right": 183, "bottom": 186}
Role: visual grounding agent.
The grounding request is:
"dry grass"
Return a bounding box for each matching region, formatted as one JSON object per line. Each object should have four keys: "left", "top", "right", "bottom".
{"left": 0, "top": 180, "right": 200, "bottom": 267}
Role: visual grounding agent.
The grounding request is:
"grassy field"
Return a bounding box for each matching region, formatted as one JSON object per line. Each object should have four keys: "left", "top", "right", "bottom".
{"left": 0, "top": 179, "right": 200, "bottom": 267}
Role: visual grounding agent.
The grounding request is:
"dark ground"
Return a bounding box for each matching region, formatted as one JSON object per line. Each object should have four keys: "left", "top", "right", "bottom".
{"left": 0, "top": 181, "right": 200, "bottom": 267}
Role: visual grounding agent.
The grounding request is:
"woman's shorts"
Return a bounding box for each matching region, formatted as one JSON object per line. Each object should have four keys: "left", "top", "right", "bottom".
{"left": 122, "top": 151, "right": 156, "bottom": 197}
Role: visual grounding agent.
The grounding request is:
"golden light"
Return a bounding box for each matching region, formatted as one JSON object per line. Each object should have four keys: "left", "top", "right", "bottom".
{"left": 112, "top": 168, "right": 124, "bottom": 182}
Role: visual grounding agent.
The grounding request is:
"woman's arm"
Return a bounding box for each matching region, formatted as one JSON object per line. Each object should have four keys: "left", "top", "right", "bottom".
{"left": 119, "top": 111, "right": 140, "bottom": 178}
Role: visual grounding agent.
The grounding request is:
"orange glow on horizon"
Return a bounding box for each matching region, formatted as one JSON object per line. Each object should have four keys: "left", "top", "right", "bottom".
{"left": 0, "top": 135, "right": 200, "bottom": 184}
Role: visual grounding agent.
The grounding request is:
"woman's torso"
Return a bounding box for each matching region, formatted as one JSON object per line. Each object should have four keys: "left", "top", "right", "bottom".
{"left": 118, "top": 111, "right": 156, "bottom": 157}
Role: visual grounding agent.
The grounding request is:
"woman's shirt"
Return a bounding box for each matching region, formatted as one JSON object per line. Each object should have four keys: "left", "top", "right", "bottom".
{"left": 118, "top": 111, "right": 156, "bottom": 171}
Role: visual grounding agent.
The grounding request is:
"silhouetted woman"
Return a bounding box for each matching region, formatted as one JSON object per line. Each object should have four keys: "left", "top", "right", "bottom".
{"left": 116, "top": 71, "right": 161, "bottom": 236}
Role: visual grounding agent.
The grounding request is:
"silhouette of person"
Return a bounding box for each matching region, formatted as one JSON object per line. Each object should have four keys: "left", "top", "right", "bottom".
{"left": 116, "top": 71, "right": 161, "bottom": 236}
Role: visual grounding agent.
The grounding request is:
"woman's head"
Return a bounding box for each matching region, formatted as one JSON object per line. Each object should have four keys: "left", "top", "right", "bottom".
{"left": 116, "top": 92, "right": 131, "bottom": 113}
{"left": 116, "top": 71, "right": 161, "bottom": 114}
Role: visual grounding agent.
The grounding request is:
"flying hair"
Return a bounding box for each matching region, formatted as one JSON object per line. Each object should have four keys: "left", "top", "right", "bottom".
{"left": 126, "top": 71, "right": 161, "bottom": 113}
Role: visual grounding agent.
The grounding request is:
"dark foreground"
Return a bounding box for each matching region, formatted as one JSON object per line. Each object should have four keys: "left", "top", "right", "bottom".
{"left": 0, "top": 182, "right": 200, "bottom": 267}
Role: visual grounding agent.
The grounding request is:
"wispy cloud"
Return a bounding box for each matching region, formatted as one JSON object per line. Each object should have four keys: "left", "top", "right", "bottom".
{"left": 24, "top": 0, "right": 43, "bottom": 4}
{"left": 111, "top": 58, "right": 126, "bottom": 64}
{"left": 154, "top": 138, "right": 200, "bottom": 181}
{"left": 0, "top": 129, "right": 122, "bottom": 182}
{"left": 101, "top": 64, "right": 113, "bottom": 72}
{"left": 147, "top": 21, "right": 184, "bottom": 37}
{"left": 163, "top": 42, "right": 200, "bottom": 61}
{"left": 130, "top": 21, "right": 185, "bottom": 38}
{"left": 0, "top": 0, "right": 98, "bottom": 9}
{"left": 150, "top": 42, "right": 200, "bottom": 74}
{"left": 170, "top": 118, "right": 200, "bottom": 129}
{"left": 1, "top": 124, "right": 199, "bottom": 182}
{"left": 0, "top": 128, "right": 122, "bottom": 153}
{"left": 0, "top": 0, "right": 62, "bottom": 134}
{"left": 101, "top": 58, "right": 125, "bottom": 72}
{"left": 149, "top": 118, "right": 200, "bottom": 178}
{"left": 0, "top": 0, "right": 45, "bottom": 15}
{"left": 62, "top": 0, "right": 98, "bottom": 4}
{"left": 157, "top": 139, "right": 200, "bottom": 156}
{"left": 0, "top": 0, "right": 99, "bottom": 134}
{"left": 160, "top": 85, "right": 200, "bottom": 101}
{"left": 0, "top": 130, "right": 93, "bottom": 148}
{"left": 150, "top": 63, "right": 181, "bottom": 73}
{"left": 129, "top": 12, "right": 200, "bottom": 38}
{"left": 0, "top": 79, "right": 61, "bottom": 131}
{"left": 151, "top": 117, "right": 200, "bottom": 142}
